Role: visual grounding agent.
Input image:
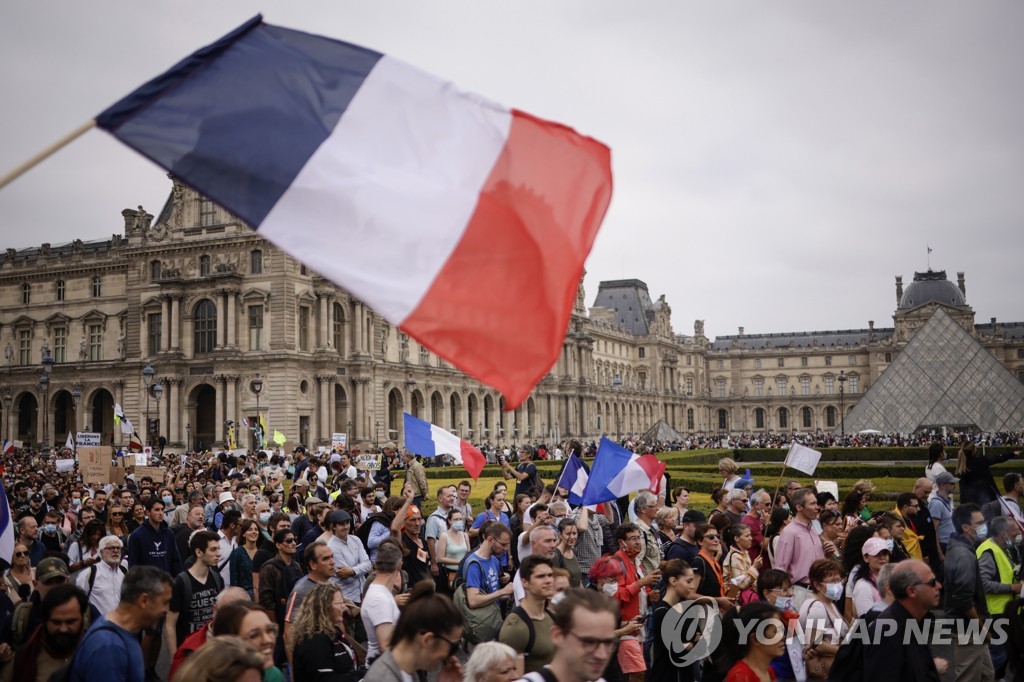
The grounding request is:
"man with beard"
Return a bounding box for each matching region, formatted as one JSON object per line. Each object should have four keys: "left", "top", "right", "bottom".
{"left": 8, "top": 584, "right": 88, "bottom": 682}
{"left": 173, "top": 505, "right": 206, "bottom": 566}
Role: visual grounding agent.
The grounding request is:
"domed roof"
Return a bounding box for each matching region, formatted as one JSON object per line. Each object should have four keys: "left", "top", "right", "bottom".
{"left": 899, "top": 270, "right": 966, "bottom": 309}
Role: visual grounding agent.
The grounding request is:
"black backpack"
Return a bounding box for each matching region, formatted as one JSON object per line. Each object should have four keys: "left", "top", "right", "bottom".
{"left": 507, "top": 605, "right": 552, "bottom": 658}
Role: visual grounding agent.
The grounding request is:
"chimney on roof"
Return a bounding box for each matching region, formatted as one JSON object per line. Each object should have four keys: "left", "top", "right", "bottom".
{"left": 957, "top": 272, "right": 966, "bottom": 296}
{"left": 868, "top": 320, "right": 874, "bottom": 330}
{"left": 738, "top": 326, "right": 744, "bottom": 335}
{"left": 895, "top": 276, "right": 903, "bottom": 305}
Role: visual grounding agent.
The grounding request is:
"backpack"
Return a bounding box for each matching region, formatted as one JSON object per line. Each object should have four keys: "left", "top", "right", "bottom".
{"left": 828, "top": 610, "right": 878, "bottom": 682}
{"left": 507, "top": 605, "right": 552, "bottom": 659}
{"left": 451, "top": 554, "right": 504, "bottom": 644}
{"left": 173, "top": 568, "right": 225, "bottom": 620}
{"left": 11, "top": 600, "right": 33, "bottom": 647}
{"left": 85, "top": 563, "right": 128, "bottom": 599}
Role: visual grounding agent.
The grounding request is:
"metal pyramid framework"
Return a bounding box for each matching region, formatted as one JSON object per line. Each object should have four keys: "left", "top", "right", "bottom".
{"left": 640, "top": 418, "right": 687, "bottom": 444}
{"left": 842, "top": 309, "right": 1024, "bottom": 434}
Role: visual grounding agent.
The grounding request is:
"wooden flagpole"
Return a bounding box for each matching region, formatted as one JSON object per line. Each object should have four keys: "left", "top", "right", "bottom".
{"left": 0, "top": 120, "right": 97, "bottom": 191}
{"left": 770, "top": 443, "right": 794, "bottom": 508}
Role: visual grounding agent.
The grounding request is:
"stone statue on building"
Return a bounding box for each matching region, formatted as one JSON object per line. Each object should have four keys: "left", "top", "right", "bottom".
{"left": 79, "top": 338, "right": 88, "bottom": 361}
{"left": 4, "top": 344, "right": 13, "bottom": 366}
{"left": 694, "top": 320, "right": 705, "bottom": 337}
{"left": 117, "top": 331, "right": 126, "bottom": 360}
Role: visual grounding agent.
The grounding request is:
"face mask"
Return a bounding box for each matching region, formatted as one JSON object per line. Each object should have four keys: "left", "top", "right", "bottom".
{"left": 885, "top": 540, "right": 895, "bottom": 552}
{"left": 774, "top": 596, "right": 794, "bottom": 612}
{"left": 162, "top": 496, "right": 173, "bottom": 506}
{"left": 976, "top": 524, "right": 989, "bottom": 541}
{"left": 259, "top": 512, "right": 272, "bottom": 525}
{"left": 602, "top": 581, "right": 619, "bottom": 597}
{"left": 551, "top": 591, "right": 566, "bottom": 606}
{"left": 375, "top": 492, "right": 386, "bottom": 501}
{"left": 824, "top": 582, "right": 843, "bottom": 601}
{"left": 452, "top": 521, "right": 465, "bottom": 532}
{"left": 71, "top": 499, "right": 81, "bottom": 509}
{"left": 42, "top": 524, "right": 58, "bottom": 535}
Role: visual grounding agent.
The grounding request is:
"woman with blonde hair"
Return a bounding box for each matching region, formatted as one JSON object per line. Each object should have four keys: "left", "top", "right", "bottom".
{"left": 718, "top": 458, "right": 741, "bottom": 490}
{"left": 175, "top": 635, "right": 265, "bottom": 682}
{"left": 288, "top": 582, "right": 362, "bottom": 681}
{"left": 106, "top": 503, "right": 131, "bottom": 542}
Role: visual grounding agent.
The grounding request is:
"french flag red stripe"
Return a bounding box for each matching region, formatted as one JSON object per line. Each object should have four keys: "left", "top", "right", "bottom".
{"left": 401, "top": 110, "right": 613, "bottom": 408}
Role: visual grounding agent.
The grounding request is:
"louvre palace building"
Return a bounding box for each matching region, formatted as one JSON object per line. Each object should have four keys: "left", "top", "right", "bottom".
{"left": 1, "top": 176, "right": 1023, "bottom": 451}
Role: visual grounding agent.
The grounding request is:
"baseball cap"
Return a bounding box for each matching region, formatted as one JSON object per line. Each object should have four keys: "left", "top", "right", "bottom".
{"left": 862, "top": 538, "right": 891, "bottom": 557}
{"left": 36, "top": 557, "right": 69, "bottom": 584}
{"left": 935, "top": 472, "right": 960, "bottom": 485}
{"left": 681, "top": 510, "right": 707, "bottom": 524}
{"left": 328, "top": 510, "right": 352, "bottom": 526}
{"left": 29, "top": 493, "right": 43, "bottom": 503}
{"left": 292, "top": 479, "right": 309, "bottom": 488}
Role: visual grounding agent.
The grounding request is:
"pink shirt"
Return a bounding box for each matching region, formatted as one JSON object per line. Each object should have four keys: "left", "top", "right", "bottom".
{"left": 774, "top": 517, "right": 824, "bottom": 585}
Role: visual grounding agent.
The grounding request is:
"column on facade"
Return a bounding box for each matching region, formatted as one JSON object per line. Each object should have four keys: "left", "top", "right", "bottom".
{"left": 227, "top": 292, "right": 238, "bottom": 348}
{"left": 325, "top": 376, "right": 335, "bottom": 436}
{"left": 361, "top": 379, "right": 371, "bottom": 441}
{"left": 215, "top": 292, "right": 226, "bottom": 348}
{"left": 353, "top": 302, "right": 364, "bottom": 354}
{"left": 168, "top": 379, "right": 180, "bottom": 446}
{"left": 161, "top": 296, "right": 171, "bottom": 353}
{"left": 214, "top": 377, "right": 224, "bottom": 444}
{"left": 318, "top": 295, "right": 329, "bottom": 349}
{"left": 226, "top": 376, "right": 238, "bottom": 443}
{"left": 170, "top": 297, "right": 181, "bottom": 351}
{"left": 114, "top": 381, "right": 125, "bottom": 447}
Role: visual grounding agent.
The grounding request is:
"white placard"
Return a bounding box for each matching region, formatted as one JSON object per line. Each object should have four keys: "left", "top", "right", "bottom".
{"left": 77, "top": 432, "right": 101, "bottom": 447}
{"left": 814, "top": 480, "right": 840, "bottom": 501}
{"left": 357, "top": 454, "right": 382, "bottom": 470}
{"left": 136, "top": 450, "right": 150, "bottom": 466}
{"left": 55, "top": 459, "right": 75, "bottom": 473}
{"left": 332, "top": 433, "right": 347, "bottom": 447}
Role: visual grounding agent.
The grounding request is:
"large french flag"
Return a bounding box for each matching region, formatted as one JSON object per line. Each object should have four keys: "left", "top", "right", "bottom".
{"left": 95, "top": 16, "right": 612, "bottom": 409}
{"left": 580, "top": 437, "right": 666, "bottom": 506}
{"left": 0, "top": 480, "right": 14, "bottom": 565}
{"left": 403, "top": 413, "right": 486, "bottom": 479}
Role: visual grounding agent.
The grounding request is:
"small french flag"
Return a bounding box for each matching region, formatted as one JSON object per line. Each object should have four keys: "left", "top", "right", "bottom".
{"left": 1, "top": 440, "right": 14, "bottom": 456}
{"left": 241, "top": 417, "right": 251, "bottom": 428}
{"left": 403, "top": 413, "right": 486, "bottom": 480}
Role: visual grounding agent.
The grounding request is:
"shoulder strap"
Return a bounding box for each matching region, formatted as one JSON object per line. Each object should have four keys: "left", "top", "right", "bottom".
{"left": 509, "top": 605, "right": 536, "bottom": 656}
{"left": 87, "top": 565, "right": 98, "bottom": 597}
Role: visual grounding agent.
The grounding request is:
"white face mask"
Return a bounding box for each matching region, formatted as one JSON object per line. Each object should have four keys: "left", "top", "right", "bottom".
{"left": 601, "top": 581, "right": 619, "bottom": 597}
{"left": 550, "top": 591, "right": 566, "bottom": 606}
{"left": 824, "top": 582, "right": 843, "bottom": 601}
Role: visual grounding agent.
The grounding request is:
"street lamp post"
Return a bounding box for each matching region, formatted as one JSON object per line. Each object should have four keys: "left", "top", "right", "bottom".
{"left": 151, "top": 382, "right": 163, "bottom": 450}
{"left": 838, "top": 370, "right": 847, "bottom": 438}
{"left": 38, "top": 373, "right": 49, "bottom": 450}
{"left": 186, "top": 423, "right": 192, "bottom": 453}
{"left": 459, "top": 421, "right": 464, "bottom": 439}
{"left": 1, "top": 388, "right": 11, "bottom": 444}
{"left": 142, "top": 362, "right": 154, "bottom": 447}
{"left": 251, "top": 374, "right": 264, "bottom": 448}
{"left": 375, "top": 420, "right": 381, "bottom": 448}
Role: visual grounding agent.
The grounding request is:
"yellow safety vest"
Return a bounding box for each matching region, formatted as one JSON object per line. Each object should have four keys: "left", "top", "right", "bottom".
{"left": 976, "top": 538, "right": 1015, "bottom": 617}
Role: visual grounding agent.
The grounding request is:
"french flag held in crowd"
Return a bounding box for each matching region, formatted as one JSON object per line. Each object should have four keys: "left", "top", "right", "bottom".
{"left": 95, "top": 15, "right": 613, "bottom": 409}
{"left": 402, "top": 413, "right": 487, "bottom": 480}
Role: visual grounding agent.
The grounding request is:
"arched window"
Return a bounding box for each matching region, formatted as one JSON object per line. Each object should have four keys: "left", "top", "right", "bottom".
{"left": 778, "top": 407, "right": 788, "bottom": 429}
{"left": 802, "top": 407, "right": 812, "bottom": 429}
{"left": 194, "top": 299, "right": 217, "bottom": 354}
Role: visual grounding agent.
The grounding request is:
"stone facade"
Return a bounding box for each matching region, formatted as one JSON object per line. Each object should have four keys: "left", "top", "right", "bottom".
{"left": 1, "top": 178, "right": 1022, "bottom": 448}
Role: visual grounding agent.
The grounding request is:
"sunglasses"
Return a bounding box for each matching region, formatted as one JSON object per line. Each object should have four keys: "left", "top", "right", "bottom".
{"left": 704, "top": 534, "right": 720, "bottom": 540}
{"left": 280, "top": 538, "right": 297, "bottom": 544}
{"left": 916, "top": 577, "right": 940, "bottom": 588}
{"left": 14, "top": 551, "right": 28, "bottom": 558}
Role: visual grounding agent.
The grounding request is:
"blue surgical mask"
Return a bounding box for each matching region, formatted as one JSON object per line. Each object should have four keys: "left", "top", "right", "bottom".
{"left": 976, "top": 524, "right": 989, "bottom": 540}
{"left": 824, "top": 582, "right": 844, "bottom": 601}
{"left": 885, "top": 540, "right": 895, "bottom": 552}
{"left": 452, "top": 521, "right": 465, "bottom": 532}
{"left": 162, "top": 495, "right": 173, "bottom": 506}
{"left": 42, "top": 524, "right": 58, "bottom": 535}
{"left": 774, "top": 596, "right": 794, "bottom": 611}
{"left": 259, "top": 512, "right": 272, "bottom": 525}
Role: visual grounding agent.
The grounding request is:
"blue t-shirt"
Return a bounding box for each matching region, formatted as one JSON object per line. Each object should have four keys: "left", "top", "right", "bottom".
{"left": 70, "top": 616, "right": 144, "bottom": 682}
{"left": 471, "top": 510, "right": 509, "bottom": 530}
{"left": 463, "top": 553, "right": 501, "bottom": 594}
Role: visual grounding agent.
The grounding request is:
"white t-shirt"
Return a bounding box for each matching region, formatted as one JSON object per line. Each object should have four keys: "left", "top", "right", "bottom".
{"left": 361, "top": 583, "right": 401, "bottom": 660}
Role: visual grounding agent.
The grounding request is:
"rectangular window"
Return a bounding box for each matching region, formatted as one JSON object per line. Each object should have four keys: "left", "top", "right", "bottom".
{"left": 88, "top": 324, "right": 102, "bottom": 361}
{"left": 251, "top": 250, "right": 263, "bottom": 274}
{"left": 687, "top": 408, "right": 695, "bottom": 430}
{"left": 754, "top": 378, "right": 763, "bottom": 397}
{"left": 200, "top": 198, "right": 216, "bottom": 226}
{"left": 54, "top": 328, "right": 66, "bottom": 364}
{"left": 754, "top": 358, "right": 761, "bottom": 369}
{"left": 91, "top": 276, "right": 101, "bottom": 298}
{"left": 777, "top": 379, "right": 786, "bottom": 396}
{"left": 199, "top": 255, "right": 211, "bottom": 277}
{"left": 802, "top": 407, "right": 812, "bottom": 429}
{"left": 1018, "top": 349, "right": 1024, "bottom": 360}
{"left": 686, "top": 377, "right": 694, "bottom": 395}
{"left": 148, "top": 313, "right": 162, "bottom": 355}
{"left": 56, "top": 280, "right": 65, "bottom": 302}
{"left": 801, "top": 377, "right": 810, "bottom": 395}
{"left": 716, "top": 378, "right": 726, "bottom": 398}
{"left": 825, "top": 356, "right": 833, "bottom": 366}
{"left": 686, "top": 355, "right": 692, "bottom": 366}
{"left": 249, "top": 305, "right": 264, "bottom": 350}
{"left": 825, "top": 376, "right": 834, "bottom": 395}
{"left": 801, "top": 357, "right": 808, "bottom": 367}
{"left": 19, "top": 330, "right": 31, "bottom": 365}
{"left": 849, "top": 355, "right": 857, "bottom": 366}
{"left": 298, "top": 307, "right": 310, "bottom": 351}
{"left": 777, "top": 357, "right": 785, "bottom": 368}
{"left": 151, "top": 261, "right": 161, "bottom": 281}
{"left": 849, "top": 375, "right": 859, "bottom": 393}
{"left": 638, "top": 347, "right": 645, "bottom": 359}
{"left": 716, "top": 359, "right": 724, "bottom": 370}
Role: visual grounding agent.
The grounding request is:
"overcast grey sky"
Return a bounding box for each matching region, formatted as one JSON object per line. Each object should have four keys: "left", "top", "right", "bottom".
{"left": 1, "top": 2, "right": 1022, "bottom": 340}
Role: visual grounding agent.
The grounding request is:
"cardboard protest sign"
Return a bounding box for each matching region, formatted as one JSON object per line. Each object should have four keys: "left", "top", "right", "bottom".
{"left": 136, "top": 466, "right": 165, "bottom": 483}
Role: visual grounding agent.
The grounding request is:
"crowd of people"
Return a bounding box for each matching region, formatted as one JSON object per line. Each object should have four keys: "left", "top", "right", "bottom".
{"left": 2, "top": 435, "right": 1024, "bottom": 682}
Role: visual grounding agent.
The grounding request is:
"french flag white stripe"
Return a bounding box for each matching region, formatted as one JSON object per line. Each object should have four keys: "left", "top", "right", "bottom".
{"left": 429, "top": 425, "right": 465, "bottom": 465}
{"left": 259, "top": 55, "right": 512, "bottom": 323}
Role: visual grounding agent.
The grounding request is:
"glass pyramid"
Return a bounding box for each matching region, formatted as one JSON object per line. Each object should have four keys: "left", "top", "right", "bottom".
{"left": 841, "top": 309, "right": 1024, "bottom": 434}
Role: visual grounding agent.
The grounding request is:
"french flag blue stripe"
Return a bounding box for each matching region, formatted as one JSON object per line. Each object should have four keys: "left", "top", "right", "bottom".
{"left": 403, "top": 413, "right": 439, "bottom": 458}
{"left": 95, "top": 15, "right": 382, "bottom": 227}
